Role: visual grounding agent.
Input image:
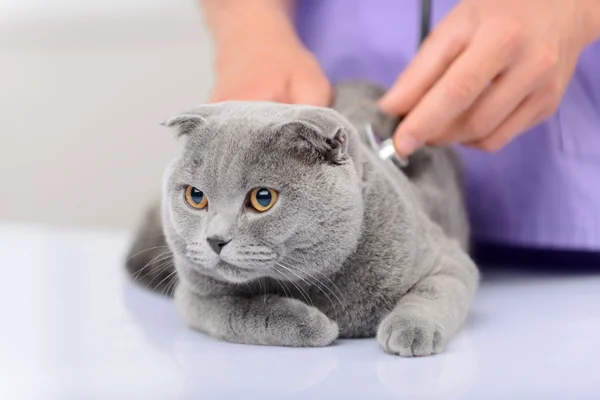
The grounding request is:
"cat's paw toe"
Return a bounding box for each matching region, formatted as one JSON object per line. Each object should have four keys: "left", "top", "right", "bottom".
{"left": 276, "top": 298, "right": 339, "bottom": 347}
{"left": 377, "top": 313, "right": 444, "bottom": 357}
{"left": 298, "top": 307, "right": 339, "bottom": 347}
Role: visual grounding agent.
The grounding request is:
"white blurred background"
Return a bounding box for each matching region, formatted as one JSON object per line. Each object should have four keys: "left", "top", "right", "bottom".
{"left": 0, "top": 0, "right": 213, "bottom": 228}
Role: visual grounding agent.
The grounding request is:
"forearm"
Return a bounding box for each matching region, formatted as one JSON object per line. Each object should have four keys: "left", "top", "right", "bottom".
{"left": 200, "top": 0, "right": 299, "bottom": 51}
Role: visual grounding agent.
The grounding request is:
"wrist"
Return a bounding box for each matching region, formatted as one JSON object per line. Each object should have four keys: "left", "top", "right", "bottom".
{"left": 215, "top": 25, "right": 303, "bottom": 71}
{"left": 207, "top": 2, "right": 300, "bottom": 55}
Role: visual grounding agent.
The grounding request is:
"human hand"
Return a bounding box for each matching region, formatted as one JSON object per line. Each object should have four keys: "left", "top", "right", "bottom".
{"left": 208, "top": 11, "right": 331, "bottom": 106}
{"left": 379, "top": 0, "right": 600, "bottom": 155}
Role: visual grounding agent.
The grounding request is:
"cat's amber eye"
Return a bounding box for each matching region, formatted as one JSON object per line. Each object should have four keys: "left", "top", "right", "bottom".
{"left": 185, "top": 185, "right": 208, "bottom": 209}
{"left": 249, "top": 188, "right": 278, "bottom": 212}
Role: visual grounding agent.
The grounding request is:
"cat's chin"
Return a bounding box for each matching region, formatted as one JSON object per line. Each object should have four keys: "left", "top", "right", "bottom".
{"left": 179, "top": 256, "right": 269, "bottom": 284}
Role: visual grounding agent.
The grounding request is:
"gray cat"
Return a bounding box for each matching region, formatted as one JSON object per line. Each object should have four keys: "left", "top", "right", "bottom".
{"left": 126, "top": 82, "right": 479, "bottom": 357}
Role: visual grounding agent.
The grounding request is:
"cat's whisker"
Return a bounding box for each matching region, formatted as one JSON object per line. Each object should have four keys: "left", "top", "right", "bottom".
{"left": 273, "top": 264, "right": 314, "bottom": 307}
{"left": 271, "top": 274, "right": 291, "bottom": 299}
{"left": 131, "top": 250, "right": 173, "bottom": 280}
{"left": 132, "top": 259, "right": 173, "bottom": 283}
{"left": 151, "top": 262, "right": 178, "bottom": 293}
{"left": 280, "top": 267, "right": 339, "bottom": 313}
{"left": 278, "top": 260, "right": 344, "bottom": 311}
{"left": 280, "top": 256, "right": 344, "bottom": 294}
{"left": 129, "top": 232, "right": 167, "bottom": 240}
{"left": 159, "top": 269, "right": 179, "bottom": 297}
{"left": 258, "top": 277, "right": 268, "bottom": 303}
{"left": 160, "top": 261, "right": 196, "bottom": 297}
{"left": 161, "top": 275, "right": 178, "bottom": 297}
{"left": 269, "top": 268, "right": 292, "bottom": 299}
{"left": 142, "top": 259, "right": 173, "bottom": 282}
{"left": 282, "top": 255, "right": 346, "bottom": 301}
{"left": 133, "top": 260, "right": 173, "bottom": 285}
{"left": 132, "top": 251, "right": 171, "bottom": 277}
{"left": 145, "top": 260, "right": 176, "bottom": 289}
{"left": 127, "top": 245, "right": 169, "bottom": 260}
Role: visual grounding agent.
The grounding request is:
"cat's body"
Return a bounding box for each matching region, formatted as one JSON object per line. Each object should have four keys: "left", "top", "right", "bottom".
{"left": 126, "top": 82, "right": 478, "bottom": 356}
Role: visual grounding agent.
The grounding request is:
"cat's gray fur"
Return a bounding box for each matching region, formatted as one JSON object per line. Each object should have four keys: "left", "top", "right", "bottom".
{"left": 126, "top": 81, "right": 478, "bottom": 356}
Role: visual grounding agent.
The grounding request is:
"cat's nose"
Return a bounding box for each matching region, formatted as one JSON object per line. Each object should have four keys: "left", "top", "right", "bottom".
{"left": 206, "top": 236, "right": 230, "bottom": 255}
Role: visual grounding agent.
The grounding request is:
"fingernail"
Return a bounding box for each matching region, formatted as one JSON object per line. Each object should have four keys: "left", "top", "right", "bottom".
{"left": 395, "top": 134, "right": 420, "bottom": 156}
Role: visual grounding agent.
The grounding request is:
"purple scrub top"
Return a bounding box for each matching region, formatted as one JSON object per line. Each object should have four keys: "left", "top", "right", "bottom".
{"left": 295, "top": 0, "right": 600, "bottom": 251}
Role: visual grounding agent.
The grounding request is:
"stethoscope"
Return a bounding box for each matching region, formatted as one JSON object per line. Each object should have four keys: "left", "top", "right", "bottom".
{"left": 364, "top": 0, "right": 432, "bottom": 169}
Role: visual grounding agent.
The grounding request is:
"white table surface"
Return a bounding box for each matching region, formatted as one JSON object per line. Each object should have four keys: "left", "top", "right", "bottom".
{"left": 1, "top": 223, "right": 599, "bottom": 400}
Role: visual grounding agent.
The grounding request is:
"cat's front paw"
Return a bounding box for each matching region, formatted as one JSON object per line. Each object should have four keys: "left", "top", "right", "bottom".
{"left": 377, "top": 312, "right": 445, "bottom": 357}
{"left": 268, "top": 297, "right": 339, "bottom": 347}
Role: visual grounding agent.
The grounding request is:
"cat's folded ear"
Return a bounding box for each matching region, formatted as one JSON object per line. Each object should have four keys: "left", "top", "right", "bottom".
{"left": 276, "top": 111, "right": 349, "bottom": 165}
{"left": 161, "top": 114, "right": 207, "bottom": 137}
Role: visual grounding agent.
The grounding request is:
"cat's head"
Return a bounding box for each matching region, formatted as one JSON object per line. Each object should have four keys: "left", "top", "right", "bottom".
{"left": 161, "top": 102, "right": 364, "bottom": 285}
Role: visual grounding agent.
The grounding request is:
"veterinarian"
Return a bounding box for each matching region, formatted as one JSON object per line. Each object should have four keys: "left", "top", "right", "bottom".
{"left": 201, "top": 0, "right": 600, "bottom": 256}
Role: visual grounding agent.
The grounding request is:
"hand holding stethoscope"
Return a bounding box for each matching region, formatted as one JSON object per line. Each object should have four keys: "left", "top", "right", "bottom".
{"left": 379, "top": 0, "right": 599, "bottom": 156}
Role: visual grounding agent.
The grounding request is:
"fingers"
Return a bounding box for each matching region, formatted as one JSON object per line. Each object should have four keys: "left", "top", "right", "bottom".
{"left": 378, "top": 14, "right": 472, "bottom": 116}
{"left": 465, "top": 89, "right": 550, "bottom": 152}
{"left": 430, "top": 51, "right": 554, "bottom": 145}
{"left": 390, "top": 22, "right": 523, "bottom": 156}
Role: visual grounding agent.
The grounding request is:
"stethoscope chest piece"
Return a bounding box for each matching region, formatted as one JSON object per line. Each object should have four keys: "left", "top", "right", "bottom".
{"left": 364, "top": 124, "right": 409, "bottom": 169}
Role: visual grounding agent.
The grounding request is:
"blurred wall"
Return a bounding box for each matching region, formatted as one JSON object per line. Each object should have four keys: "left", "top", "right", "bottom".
{"left": 0, "top": 0, "right": 213, "bottom": 228}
